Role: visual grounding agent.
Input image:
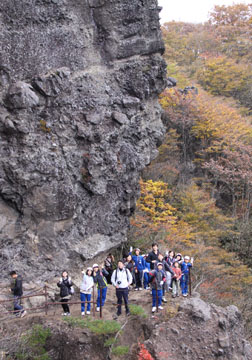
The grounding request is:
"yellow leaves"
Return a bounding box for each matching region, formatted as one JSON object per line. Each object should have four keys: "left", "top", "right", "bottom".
{"left": 189, "top": 91, "right": 252, "bottom": 148}
{"left": 137, "top": 179, "right": 177, "bottom": 226}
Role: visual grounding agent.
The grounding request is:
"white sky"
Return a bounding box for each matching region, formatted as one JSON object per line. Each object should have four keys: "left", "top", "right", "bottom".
{"left": 158, "top": 0, "right": 251, "bottom": 24}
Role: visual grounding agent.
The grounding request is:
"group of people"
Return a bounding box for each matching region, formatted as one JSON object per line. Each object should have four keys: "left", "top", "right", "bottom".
{"left": 75, "top": 243, "right": 194, "bottom": 316}
{"left": 8, "top": 243, "right": 194, "bottom": 318}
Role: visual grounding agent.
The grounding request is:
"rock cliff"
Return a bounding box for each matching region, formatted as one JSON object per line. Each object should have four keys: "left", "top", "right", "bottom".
{"left": 146, "top": 296, "right": 252, "bottom": 360}
{"left": 0, "top": 0, "right": 166, "bottom": 277}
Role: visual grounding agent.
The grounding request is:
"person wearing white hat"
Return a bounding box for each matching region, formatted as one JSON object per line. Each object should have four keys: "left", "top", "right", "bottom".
{"left": 149, "top": 262, "right": 166, "bottom": 313}
{"left": 180, "top": 256, "right": 194, "bottom": 297}
{"left": 80, "top": 267, "right": 94, "bottom": 315}
{"left": 93, "top": 264, "right": 109, "bottom": 312}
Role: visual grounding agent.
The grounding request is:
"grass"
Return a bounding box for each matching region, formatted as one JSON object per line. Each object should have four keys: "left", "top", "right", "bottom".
{"left": 129, "top": 304, "right": 147, "bottom": 318}
{"left": 111, "top": 345, "right": 129, "bottom": 356}
{"left": 104, "top": 337, "right": 118, "bottom": 347}
{"left": 15, "top": 325, "right": 51, "bottom": 360}
{"left": 63, "top": 316, "right": 121, "bottom": 335}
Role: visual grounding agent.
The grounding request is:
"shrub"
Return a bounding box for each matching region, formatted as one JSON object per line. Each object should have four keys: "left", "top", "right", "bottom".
{"left": 15, "top": 325, "right": 51, "bottom": 360}
{"left": 111, "top": 346, "right": 129, "bottom": 356}
{"left": 63, "top": 316, "right": 86, "bottom": 328}
{"left": 104, "top": 337, "right": 117, "bottom": 347}
{"left": 129, "top": 304, "right": 147, "bottom": 318}
{"left": 87, "top": 319, "right": 121, "bottom": 335}
{"left": 64, "top": 317, "right": 121, "bottom": 335}
{"left": 138, "top": 343, "right": 154, "bottom": 360}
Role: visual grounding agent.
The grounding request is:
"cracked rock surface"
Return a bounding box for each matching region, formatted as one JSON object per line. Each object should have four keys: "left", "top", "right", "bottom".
{"left": 0, "top": 0, "right": 166, "bottom": 278}
{"left": 146, "top": 296, "right": 252, "bottom": 360}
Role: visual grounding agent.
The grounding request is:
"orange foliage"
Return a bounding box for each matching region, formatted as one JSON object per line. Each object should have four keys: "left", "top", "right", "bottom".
{"left": 138, "top": 344, "right": 154, "bottom": 360}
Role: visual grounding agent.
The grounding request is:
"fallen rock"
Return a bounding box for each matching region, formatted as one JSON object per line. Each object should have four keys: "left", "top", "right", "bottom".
{"left": 5, "top": 81, "right": 39, "bottom": 109}
{"left": 178, "top": 296, "right": 212, "bottom": 322}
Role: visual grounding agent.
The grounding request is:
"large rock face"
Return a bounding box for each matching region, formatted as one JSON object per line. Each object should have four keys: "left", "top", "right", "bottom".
{"left": 0, "top": 0, "right": 166, "bottom": 277}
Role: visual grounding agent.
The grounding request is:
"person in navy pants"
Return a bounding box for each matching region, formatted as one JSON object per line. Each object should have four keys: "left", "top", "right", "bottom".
{"left": 180, "top": 256, "right": 193, "bottom": 296}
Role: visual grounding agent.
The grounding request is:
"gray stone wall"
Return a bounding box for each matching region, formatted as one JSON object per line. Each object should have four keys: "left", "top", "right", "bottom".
{"left": 0, "top": 0, "right": 166, "bottom": 279}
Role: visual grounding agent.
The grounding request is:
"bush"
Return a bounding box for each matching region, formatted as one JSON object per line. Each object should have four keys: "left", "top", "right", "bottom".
{"left": 15, "top": 325, "right": 51, "bottom": 360}
{"left": 63, "top": 317, "right": 86, "bottom": 328}
{"left": 64, "top": 317, "right": 121, "bottom": 335}
{"left": 87, "top": 319, "right": 121, "bottom": 335}
{"left": 129, "top": 304, "right": 147, "bottom": 318}
{"left": 104, "top": 337, "right": 117, "bottom": 347}
{"left": 111, "top": 346, "right": 129, "bottom": 356}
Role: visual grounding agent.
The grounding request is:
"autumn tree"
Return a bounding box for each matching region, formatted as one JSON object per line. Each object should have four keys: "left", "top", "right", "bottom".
{"left": 196, "top": 56, "right": 250, "bottom": 98}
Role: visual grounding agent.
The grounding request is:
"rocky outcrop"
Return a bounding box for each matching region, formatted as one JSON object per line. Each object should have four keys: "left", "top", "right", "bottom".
{"left": 146, "top": 296, "right": 252, "bottom": 360}
{"left": 0, "top": 0, "right": 167, "bottom": 278}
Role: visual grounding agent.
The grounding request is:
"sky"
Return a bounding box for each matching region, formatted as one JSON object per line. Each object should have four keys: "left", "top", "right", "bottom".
{"left": 158, "top": 0, "right": 251, "bottom": 24}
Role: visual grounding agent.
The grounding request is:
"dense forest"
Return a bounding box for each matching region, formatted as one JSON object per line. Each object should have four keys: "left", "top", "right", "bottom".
{"left": 129, "top": 3, "right": 252, "bottom": 338}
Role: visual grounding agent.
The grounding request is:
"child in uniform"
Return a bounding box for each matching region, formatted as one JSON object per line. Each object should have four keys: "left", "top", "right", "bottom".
{"left": 180, "top": 256, "right": 194, "bottom": 297}
{"left": 149, "top": 262, "right": 166, "bottom": 313}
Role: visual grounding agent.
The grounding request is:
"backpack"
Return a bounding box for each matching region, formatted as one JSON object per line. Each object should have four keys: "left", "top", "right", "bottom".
{"left": 95, "top": 271, "right": 108, "bottom": 288}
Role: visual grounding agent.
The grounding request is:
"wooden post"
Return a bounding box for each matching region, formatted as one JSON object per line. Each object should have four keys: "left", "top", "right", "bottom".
{"left": 44, "top": 285, "right": 48, "bottom": 315}
{"left": 155, "top": 283, "right": 158, "bottom": 313}
{"left": 99, "top": 287, "right": 102, "bottom": 318}
{"left": 92, "top": 286, "right": 95, "bottom": 318}
{"left": 189, "top": 268, "right": 192, "bottom": 297}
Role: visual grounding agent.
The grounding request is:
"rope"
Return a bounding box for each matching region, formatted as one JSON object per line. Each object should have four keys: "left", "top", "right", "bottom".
{"left": 0, "top": 286, "right": 45, "bottom": 300}
{"left": 44, "top": 284, "right": 57, "bottom": 292}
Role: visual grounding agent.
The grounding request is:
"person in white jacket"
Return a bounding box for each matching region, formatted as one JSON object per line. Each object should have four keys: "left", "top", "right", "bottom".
{"left": 80, "top": 267, "right": 94, "bottom": 315}
{"left": 111, "top": 260, "right": 133, "bottom": 317}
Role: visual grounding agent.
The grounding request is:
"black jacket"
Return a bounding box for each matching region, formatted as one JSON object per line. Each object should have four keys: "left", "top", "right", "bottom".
{"left": 93, "top": 268, "right": 109, "bottom": 288}
{"left": 149, "top": 269, "right": 166, "bottom": 290}
{"left": 11, "top": 275, "right": 23, "bottom": 297}
{"left": 165, "top": 256, "right": 175, "bottom": 267}
{"left": 57, "top": 277, "right": 72, "bottom": 298}
{"left": 146, "top": 250, "right": 160, "bottom": 270}
{"left": 155, "top": 259, "right": 174, "bottom": 275}
{"left": 124, "top": 261, "right": 135, "bottom": 273}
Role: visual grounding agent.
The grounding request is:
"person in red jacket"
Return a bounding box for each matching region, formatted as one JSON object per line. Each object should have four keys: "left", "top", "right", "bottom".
{"left": 171, "top": 261, "right": 182, "bottom": 298}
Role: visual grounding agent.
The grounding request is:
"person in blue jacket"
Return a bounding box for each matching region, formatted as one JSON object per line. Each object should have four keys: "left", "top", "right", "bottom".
{"left": 130, "top": 247, "right": 145, "bottom": 290}
{"left": 143, "top": 255, "right": 151, "bottom": 290}
{"left": 180, "top": 256, "right": 194, "bottom": 296}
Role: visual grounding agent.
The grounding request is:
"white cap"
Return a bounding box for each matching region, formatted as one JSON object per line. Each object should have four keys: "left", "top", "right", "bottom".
{"left": 184, "top": 256, "right": 190, "bottom": 260}
{"left": 92, "top": 263, "right": 99, "bottom": 268}
{"left": 157, "top": 262, "right": 163, "bottom": 267}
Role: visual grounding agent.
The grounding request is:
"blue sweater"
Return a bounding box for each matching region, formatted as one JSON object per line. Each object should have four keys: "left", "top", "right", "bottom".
{"left": 181, "top": 261, "right": 192, "bottom": 274}
{"left": 132, "top": 255, "right": 145, "bottom": 271}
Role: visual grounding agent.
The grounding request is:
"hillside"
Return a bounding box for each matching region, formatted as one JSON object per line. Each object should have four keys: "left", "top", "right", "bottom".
{"left": 1, "top": 285, "right": 252, "bottom": 360}
{"left": 129, "top": 2, "right": 252, "bottom": 340}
